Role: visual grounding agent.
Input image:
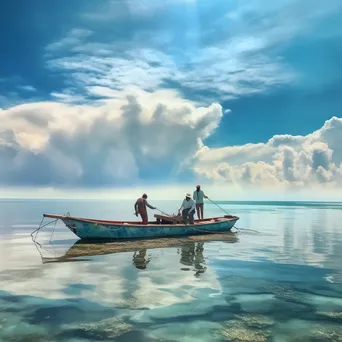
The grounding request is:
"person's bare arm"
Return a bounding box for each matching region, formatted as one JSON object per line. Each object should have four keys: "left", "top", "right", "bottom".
{"left": 145, "top": 199, "right": 156, "bottom": 210}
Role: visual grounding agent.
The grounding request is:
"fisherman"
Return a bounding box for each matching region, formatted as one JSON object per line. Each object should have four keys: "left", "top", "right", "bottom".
{"left": 193, "top": 185, "right": 208, "bottom": 219}
{"left": 178, "top": 193, "right": 196, "bottom": 224}
{"left": 134, "top": 194, "right": 156, "bottom": 225}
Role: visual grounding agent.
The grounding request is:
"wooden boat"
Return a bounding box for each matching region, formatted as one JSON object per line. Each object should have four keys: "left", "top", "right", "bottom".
{"left": 35, "top": 213, "right": 239, "bottom": 241}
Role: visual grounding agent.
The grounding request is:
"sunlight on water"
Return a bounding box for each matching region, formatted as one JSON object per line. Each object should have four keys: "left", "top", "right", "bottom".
{"left": 1, "top": 200, "right": 342, "bottom": 341}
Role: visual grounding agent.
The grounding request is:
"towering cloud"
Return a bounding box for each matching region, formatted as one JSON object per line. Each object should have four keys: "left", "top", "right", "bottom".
{"left": 194, "top": 117, "right": 342, "bottom": 190}
{"left": 1, "top": 90, "right": 341, "bottom": 192}
{"left": 0, "top": 90, "right": 222, "bottom": 187}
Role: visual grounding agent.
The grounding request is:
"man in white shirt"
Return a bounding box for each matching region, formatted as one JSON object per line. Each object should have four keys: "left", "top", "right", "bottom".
{"left": 193, "top": 185, "right": 208, "bottom": 219}
{"left": 178, "top": 193, "right": 196, "bottom": 224}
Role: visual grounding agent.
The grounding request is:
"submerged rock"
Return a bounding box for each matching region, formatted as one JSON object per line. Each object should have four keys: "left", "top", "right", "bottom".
{"left": 274, "top": 319, "right": 342, "bottom": 342}
{"left": 116, "top": 295, "right": 141, "bottom": 309}
{"left": 233, "top": 314, "right": 275, "bottom": 329}
{"left": 266, "top": 285, "right": 302, "bottom": 302}
{"left": 145, "top": 320, "right": 221, "bottom": 342}
{"left": 316, "top": 311, "right": 342, "bottom": 321}
{"left": 66, "top": 316, "right": 133, "bottom": 340}
{"left": 311, "top": 326, "right": 342, "bottom": 341}
{"left": 219, "top": 319, "right": 271, "bottom": 342}
{"left": 221, "top": 326, "right": 270, "bottom": 342}
{"left": 227, "top": 291, "right": 308, "bottom": 316}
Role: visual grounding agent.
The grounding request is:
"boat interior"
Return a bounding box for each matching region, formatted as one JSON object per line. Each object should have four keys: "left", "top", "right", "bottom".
{"left": 153, "top": 214, "right": 232, "bottom": 225}
{"left": 43, "top": 213, "right": 238, "bottom": 226}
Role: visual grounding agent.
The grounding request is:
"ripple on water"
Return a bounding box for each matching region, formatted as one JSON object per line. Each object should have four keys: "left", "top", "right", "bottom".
{"left": 226, "top": 293, "right": 310, "bottom": 315}
{"left": 0, "top": 312, "right": 50, "bottom": 342}
{"left": 2, "top": 200, "right": 342, "bottom": 341}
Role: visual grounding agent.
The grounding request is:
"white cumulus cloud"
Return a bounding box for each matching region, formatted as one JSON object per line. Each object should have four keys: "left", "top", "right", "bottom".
{"left": 0, "top": 89, "right": 223, "bottom": 187}
{"left": 2, "top": 88, "right": 341, "bottom": 194}
{"left": 193, "top": 116, "right": 342, "bottom": 190}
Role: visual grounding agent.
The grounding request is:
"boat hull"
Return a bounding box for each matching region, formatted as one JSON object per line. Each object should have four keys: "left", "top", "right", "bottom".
{"left": 56, "top": 215, "right": 239, "bottom": 240}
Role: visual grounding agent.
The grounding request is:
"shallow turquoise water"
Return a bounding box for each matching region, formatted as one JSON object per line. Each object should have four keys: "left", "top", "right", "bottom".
{"left": 1, "top": 199, "right": 342, "bottom": 341}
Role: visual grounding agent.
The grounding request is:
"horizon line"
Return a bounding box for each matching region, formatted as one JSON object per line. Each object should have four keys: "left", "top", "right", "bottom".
{"left": 0, "top": 197, "right": 341, "bottom": 204}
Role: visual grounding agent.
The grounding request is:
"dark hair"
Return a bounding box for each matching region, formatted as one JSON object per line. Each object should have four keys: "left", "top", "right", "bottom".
{"left": 142, "top": 193, "right": 147, "bottom": 199}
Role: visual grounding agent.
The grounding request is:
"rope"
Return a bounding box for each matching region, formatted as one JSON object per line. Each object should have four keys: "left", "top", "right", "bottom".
{"left": 49, "top": 219, "right": 58, "bottom": 242}
{"left": 207, "top": 198, "right": 232, "bottom": 216}
{"left": 205, "top": 200, "right": 260, "bottom": 234}
{"left": 31, "top": 218, "right": 58, "bottom": 241}
{"left": 133, "top": 207, "right": 173, "bottom": 217}
{"left": 155, "top": 208, "right": 173, "bottom": 217}
{"left": 233, "top": 226, "right": 260, "bottom": 234}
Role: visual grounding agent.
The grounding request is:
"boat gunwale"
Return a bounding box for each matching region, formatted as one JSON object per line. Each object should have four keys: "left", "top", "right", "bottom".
{"left": 43, "top": 213, "right": 239, "bottom": 228}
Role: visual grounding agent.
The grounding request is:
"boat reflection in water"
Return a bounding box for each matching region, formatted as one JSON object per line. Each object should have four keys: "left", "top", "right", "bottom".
{"left": 179, "top": 242, "right": 207, "bottom": 276}
{"left": 33, "top": 233, "right": 239, "bottom": 273}
{"left": 131, "top": 242, "right": 209, "bottom": 275}
{"left": 132, "top": 249, "right": 151, "bottom": 270}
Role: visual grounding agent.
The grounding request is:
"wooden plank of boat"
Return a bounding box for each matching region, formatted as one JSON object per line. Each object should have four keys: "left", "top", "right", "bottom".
{"left": 38, "top": 213, "right": 240, "bottom": 241}
{"left": 154, "top": 213, "right": 183, "bottom": 224}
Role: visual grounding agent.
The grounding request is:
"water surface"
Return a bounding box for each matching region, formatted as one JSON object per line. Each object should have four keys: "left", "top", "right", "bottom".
{"left": 1, "top": 199, "right": 342, "bottom": 341}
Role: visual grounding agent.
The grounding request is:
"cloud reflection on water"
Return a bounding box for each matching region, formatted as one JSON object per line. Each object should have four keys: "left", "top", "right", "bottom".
{"left": 1, "top": 200, "right": 342, "bottom": 341}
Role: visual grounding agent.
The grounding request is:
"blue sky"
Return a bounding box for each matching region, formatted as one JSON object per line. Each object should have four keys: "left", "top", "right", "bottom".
{"left": 1, "top": 0, "right": 342, "bottom": 198}
{"left": 2, "top": 0, "right": 341, "bottom": 145}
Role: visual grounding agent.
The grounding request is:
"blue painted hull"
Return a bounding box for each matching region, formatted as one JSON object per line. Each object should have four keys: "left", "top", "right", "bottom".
{"left": 54, "top": 215, "right": 239, "bottom": 240}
